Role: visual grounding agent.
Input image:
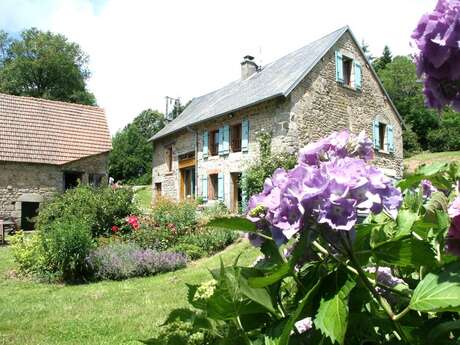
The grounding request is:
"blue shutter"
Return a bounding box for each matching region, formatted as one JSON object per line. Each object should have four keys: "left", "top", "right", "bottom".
{"left": 373, "top": 119, "right": 380, "bottom": 150}
{"left": 335, "top": 51, "right": 344, "bottom": 83}
{"left": 202, "top": 131, "right": 208, "bottom": 159}
{"left": 354, "top": 61, "right": 362, "bottom": 90}
{"left": 223, "top": 125, "right": 230, "bottom": 154}
{"left": 387, "top": 125, "right": 394, "bottom": 153}
{"left": 241, "top": 119, "right": 249, "bottom": 152}
{"left": 218, "top": 173, "right": 224, "bottom": 202}
{"left": 218, "top": 127, "right": 224, "bottom": 155}
{"left": 202, "top": 175, "right": 208, "bottom": 202}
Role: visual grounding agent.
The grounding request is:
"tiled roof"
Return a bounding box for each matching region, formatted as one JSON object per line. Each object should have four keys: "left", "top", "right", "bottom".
{"left": 0, "top": 93, "right": 112, "bottom": 165}
{"left": 151, "top": 26, "right": 348, "bottom": 141}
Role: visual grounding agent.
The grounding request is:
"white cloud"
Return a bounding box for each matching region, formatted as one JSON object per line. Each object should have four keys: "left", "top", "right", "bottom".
{"left": 0, "top": 0, "right": 437, "bottom": 134}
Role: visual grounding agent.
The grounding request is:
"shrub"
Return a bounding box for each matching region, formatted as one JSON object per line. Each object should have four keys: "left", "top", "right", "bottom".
{"left": 171, "top": 243, "right": 206, "bottom": 260}
{"left": 199, "top": 202, "right": 229, "bottom": 224}
{"left": 177, "top": 227, "right": 238, "bottom": 257}
{"left": 10, "top": 231, "right": 45, "bottom": 275}
{"left": 36, "top": 186, "right": 138, "bottom": 237}
{"left": 130, "top": 226, "right": 173, "bottom": 251}
{"left": 86, "top": 242, "right": 187, "bottom": 280}
{"left": 40, "top": 217, "right": 94, "bottom": 282}
{"left": 152, "top": 197, "right": 197, "bottom": 233}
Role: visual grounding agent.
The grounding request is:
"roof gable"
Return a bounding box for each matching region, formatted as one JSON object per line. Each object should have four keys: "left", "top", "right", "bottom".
{"left": 0, "top": 93, "right": 112, "bottom": 165}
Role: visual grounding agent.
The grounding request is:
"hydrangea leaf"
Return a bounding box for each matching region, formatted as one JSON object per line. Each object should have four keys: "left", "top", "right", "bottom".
{"left": 396, "top": 209, "right": 419, "bottom": 236}
{"left": 207, "top": 217, "right": 257, "bottom": 232}
{"left": 248, "top": 262, "right": 291, "bottom": 288}
{"left": 314, "top": 272, "right": 356, "bottom": 345}
{"left": 372, "top": 237, "right": 436, "bottom": 268}
{"left": 410, "top": 262, "right": 460, "bottom": 312}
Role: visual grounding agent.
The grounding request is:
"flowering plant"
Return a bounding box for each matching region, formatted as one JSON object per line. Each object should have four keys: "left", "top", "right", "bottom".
{"left": 412, "top": 0, "right": 460, "bottom": 111}
{"left": 155, "top": 131, "right": 460, "bottom": 345}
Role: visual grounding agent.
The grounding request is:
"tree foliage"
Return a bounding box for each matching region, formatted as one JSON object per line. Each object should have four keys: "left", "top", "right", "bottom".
{"left": 109, "top": 109, "right": 165, "bottom": 184}
{"left": 372, "top": 45, "right": 393, "bottom": 73}
{"left": 0, "top": 28, "right": 95, "bottom": 105}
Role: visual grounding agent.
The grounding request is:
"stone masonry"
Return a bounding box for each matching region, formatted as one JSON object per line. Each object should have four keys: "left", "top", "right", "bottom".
{"left": 0, "top": 152, "right": 109, "bottom": 227}
{"left": 152, "top": 31, "right": 403, "bottom": 209}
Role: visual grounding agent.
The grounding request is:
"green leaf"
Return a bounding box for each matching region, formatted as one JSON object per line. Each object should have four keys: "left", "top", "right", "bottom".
{"left": 279, "top": 279, "right": 322, "bottom": 345}
{"left": 372, "top": 237, "right": 436, "bottom": 268}
{"left": 207, "top": 217, "right": 257, "bottom": 232}
{"left": 248, "top": 263, "right": 291, "bottom": 288}
{"left": 314, "top": 271, "right": 356, "bottom": 345}
{"left": 424, "top": 192, "right": 448, "bottom": 219}
{"left": 427, "top": 320, "right": 460, "bottom": 343}
{"left": 409, "top": 262, "right": 460, "bottom": 312}
{"left": 396, "top": 209, "right": 419, "bottom": 236}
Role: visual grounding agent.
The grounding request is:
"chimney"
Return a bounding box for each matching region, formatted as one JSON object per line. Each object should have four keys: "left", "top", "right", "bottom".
{"left": 241, "top": 55, "right": 258, "bottom": 80}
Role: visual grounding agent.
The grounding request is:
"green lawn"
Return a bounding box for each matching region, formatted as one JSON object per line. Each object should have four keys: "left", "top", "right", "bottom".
{"left": 133, "top": 185, "right": 152, "bottom": 211}
{"left": 404, "top": 151, "right": 460, "bottom": 172}
{"left": 0, "top": 240, "right": 259, "bottom": 345}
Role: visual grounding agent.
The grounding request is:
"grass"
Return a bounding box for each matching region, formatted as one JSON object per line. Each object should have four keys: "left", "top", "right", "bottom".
{"left": 133, "top": 185, "right": 152, "bottom": 211}
{"left": 404, "top": 151, "right": 460, "bottom": 172}
{"left": 0, "top": 240, "right": 260, "bottom": 345}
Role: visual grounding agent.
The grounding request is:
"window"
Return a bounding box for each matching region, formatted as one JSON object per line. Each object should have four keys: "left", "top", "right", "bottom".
{"left": 343, "top": 56, "right": 353, "bottom": 86}
{"left": 379, "top": 122, "right": 387, "bottom": 151}
{"left": 165, "top": 146, "right": 173, "bottom": 171}
{"left": 89, "top": 173, "right": 104, "bottom": 187}
{"left": 209, "top": 130, "right": 219, "bottom": 156}
{"left": 231, "top": 123, "right": 242, "bottom": 152}
{"left": 209, "top": 174, "right": 218, "bottom": 200}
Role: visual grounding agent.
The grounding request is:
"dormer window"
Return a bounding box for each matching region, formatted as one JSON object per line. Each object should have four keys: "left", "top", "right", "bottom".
{"left": 335, "top": 51, "right": 362, "bottom": 91}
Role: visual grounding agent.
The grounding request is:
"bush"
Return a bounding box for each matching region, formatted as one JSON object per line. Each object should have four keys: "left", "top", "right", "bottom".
{"left": 171, "top": 243, "right": 206, "bottom": 260}
{"left": 177, "top": 227, "right": 238, "bottom": 257}
{"left": 40, "top": 217, "right": 94, "bottom": 282}
{"left": 152, "top": 197, "right": 197, "bottom": 234}
{"left": 199, "top": 202, "right": 229, "bottom": 223}
{"left": 130, "top": 226, "right": 173, "bottom": 251}
{"left": 10, "top": 231, "right": 46, "bottom": 275}
{"left": 86, "top": 242, "right": 187, "bottom": 280}
{"left": 37, "top": 186, "right": 138, "bottom": 237}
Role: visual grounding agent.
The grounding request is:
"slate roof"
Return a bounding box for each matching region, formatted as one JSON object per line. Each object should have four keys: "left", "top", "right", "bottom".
{"left": 0, "top": 93, "right": 112, "bottom": 165}
{"left": 152, "top": 26, "right": 350, "bottom": 141}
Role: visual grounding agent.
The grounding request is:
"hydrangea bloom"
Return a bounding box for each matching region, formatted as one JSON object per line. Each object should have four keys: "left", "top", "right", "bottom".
{"left": 247, "top": 130, "right": 402, "bottom": 245}
{"left": 294, "top": 317, "right": 313, "bottom": 334}
{"left": 447, "top": 196, "right": 460, "bottom": 256}
{"left": 412, "top": 0, "right": 460, "bottom": 111}
{"left": 421, "top": 179, "right": 437, "bottom": 198}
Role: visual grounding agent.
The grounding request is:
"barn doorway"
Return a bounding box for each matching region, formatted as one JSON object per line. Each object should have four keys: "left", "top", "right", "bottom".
{"left": 21, "top": 202, "right": 39, "bottom": 230}
{"left": 64, "top": 171, "right": 83, "bottom": 190}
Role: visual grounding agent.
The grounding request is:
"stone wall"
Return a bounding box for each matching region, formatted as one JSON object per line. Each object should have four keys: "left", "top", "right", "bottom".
{"left": 0, "top": 152, "right": 109, "bottom": 227}
{"left": 288, "top": 31, "right": 403, "bottom": 177}
{"left": 151, "top": 32, "right": 404, "bottom": 207}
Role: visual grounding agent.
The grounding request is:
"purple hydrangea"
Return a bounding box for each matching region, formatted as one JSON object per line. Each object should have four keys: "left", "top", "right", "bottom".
{"left": 247, "top": 130, "right": 402, "bottom": 245}
{"left": 421, "top": 179, "right": 438, "bottom": 198}
{"left": 447, "top": 196, "right": 460, "bottom": 256}
{"left": 412, "top": 0, "right": 460, "bottom": 111}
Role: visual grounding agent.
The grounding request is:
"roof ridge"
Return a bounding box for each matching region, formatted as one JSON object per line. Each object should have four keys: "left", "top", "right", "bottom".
{"left": 0, "top": 92, "right": 105, "bottom": 112}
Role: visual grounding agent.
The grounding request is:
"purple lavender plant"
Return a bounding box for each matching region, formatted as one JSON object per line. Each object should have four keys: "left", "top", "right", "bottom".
{"left": 246, "top": 130, "right": 402, "bottom": 246}
{"left": 412, "top": 0, "right": 460, "bottom": 111}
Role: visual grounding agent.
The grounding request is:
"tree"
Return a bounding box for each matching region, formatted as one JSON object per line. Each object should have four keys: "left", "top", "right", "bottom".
{"left": 0, "top": 28, "right": 95, "bottom": 105}
{"left": 109, "top": 109, "right": 166, "bottom": 184}
{"left": 377, "top": 55, "right": 441, "bottom": 151}
{"left": 372, "top": 45, "right": 393, "bottom": 73}
{"left": 361, "top": 40, "right": 374, "bottom": 62}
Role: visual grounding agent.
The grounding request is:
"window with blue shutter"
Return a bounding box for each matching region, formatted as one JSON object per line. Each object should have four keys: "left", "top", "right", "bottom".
{"left": 218, "top": 173, "right": 224, "bottom": 202}
{"left": 218, "top": 127, "right": 224, "bottom": 155}
{"left": 202, "top": 175, "right": 208, "bottom": 202}
{"left": 387, "top": 125, "right": 394, "bottom": 153}
{"left": 202, "top": 131, "right": 208, "bottom": 159}
{"left": 373, "top": 119, "right": 380, "bottom": 150}
{"left": 223, "top": 125, "right": 230, "bottom": 154}
{"left": 242, "top": 119, "right": 249, "bottom": 152}
{"left": 354, "top": 61, "right": 362, "bottom": 90}
{"left": 335, "top": 51, "right": 344, "bottom": 83}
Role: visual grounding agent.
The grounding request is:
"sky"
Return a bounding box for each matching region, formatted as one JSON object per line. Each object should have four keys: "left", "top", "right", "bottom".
{"left": 0, "top": 0, "right": 438, "bottom": 134}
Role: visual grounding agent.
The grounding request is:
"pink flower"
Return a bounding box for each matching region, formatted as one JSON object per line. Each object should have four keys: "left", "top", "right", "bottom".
{"left": 111, "top": 225, "right": 119, "bottom": 233}
{"left": 126, "top": 215, "right": 140, "bottom": 230}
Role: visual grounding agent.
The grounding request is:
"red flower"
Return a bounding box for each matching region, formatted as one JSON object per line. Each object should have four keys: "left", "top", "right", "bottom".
{"left": 111, "top": 225, "right": 119, "bottom": 233}
{"left": 126, "top": 215, "right": 140, "bottom": 230}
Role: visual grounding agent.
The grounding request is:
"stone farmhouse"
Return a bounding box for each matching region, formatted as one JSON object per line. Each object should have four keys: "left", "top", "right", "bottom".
{"left": 0, "top": 93, "right": 112, "bottom": 229}
{"left": 150, "top": 26, "right": 403, "bottom": 212}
